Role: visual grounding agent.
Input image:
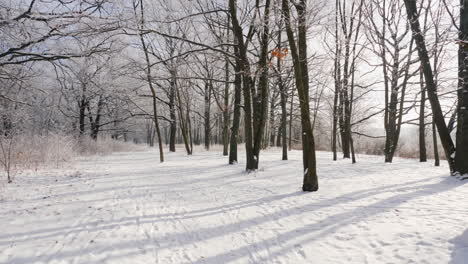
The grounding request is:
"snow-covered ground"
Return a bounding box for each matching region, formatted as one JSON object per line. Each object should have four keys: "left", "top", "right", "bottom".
{"left": 1, "top": 148, "right": 467, "bottom": 264}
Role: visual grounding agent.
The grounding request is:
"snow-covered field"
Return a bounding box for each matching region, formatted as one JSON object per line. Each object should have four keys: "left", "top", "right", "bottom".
{"left": 1, "top": 148, "right": 467, "bottom": 264}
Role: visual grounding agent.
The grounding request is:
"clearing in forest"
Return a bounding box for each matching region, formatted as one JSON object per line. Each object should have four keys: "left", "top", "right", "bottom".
{"left": 1, "top": 149, "right": 467, "bottom": 264}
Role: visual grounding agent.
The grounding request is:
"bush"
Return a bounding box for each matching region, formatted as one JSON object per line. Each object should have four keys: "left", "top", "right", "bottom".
{"left": 0, "top": 133, "right": 142, "bottom": 183}
{"left": 77, "top": 136, "right": 143, "bottom": 156}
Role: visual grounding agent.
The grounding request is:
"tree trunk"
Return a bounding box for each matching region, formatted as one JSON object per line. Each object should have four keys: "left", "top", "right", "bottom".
{"left": 229, "top": 0, "right": 271, "bottom": 171}
{"left": 148, "top": 121, "right": 155, "bottom": 147}
{"left": 269, "top": 97, "right": 276, "bottom": 147}
{"left": 338, "top": 0, "right": 353, "bottom": 160}
{"left": 137, "top": 0, "right": 164, "bottom": 162}
{"left": 383, "top": 38, "right": 401, "bottom": 163}
{"left": 229, "top": 0, "right": 254, "bottom": 169}
{"left": 288, "top": 88, "right": 294, "bottom": 151}
{"left": 251, "top": 0, "right": 271, "bottom": 169}
{"left": 280, "top": 89, "right": 288, "bottom": 160}
{"left": 222, "top": 55, "right": 230, "bottom": 156}
{"left": 169, "top": 77, "right": 177, "bottom": 152}
{"left": 276, "top": 125, "right": 282, "bottom": 147}
{"left": 78, "top": 84, "right": 87, "bottom": 136}
{"left": 276, "top": 25, "right": 288, "bottom": 160}
{"left": 229, "top": 51, "right": 242, "bottom": 164}
{"left": 283, "top": 0, "right": 318, "bottom": 192}
{"left": 332, "top": 0, "right": 341, "bottom": 161}
{"left": 341, "top": 43, "right": 351, "bottom": 159}
{"left": 176, "top": 82, "right": 192, "bottom": 155}
{"left": 419, "top": 69, "right": 427, "bottom": 162}
{"left": 432, "top": 117, "right": 440, "bottom": 167}
{"left": 90, "top": 95, "right": 104, "bottom": 140}
{"left": 456, "top": 1, "right": 468, "bottom": 176}
{"left": 204, "top": 82, "right": 211, "bottom": 150}
{"left": 392, "top": 38, "right": 415, "bottom": 162}
{"left": 188, "top": 106, "right": 194, "bottom": 154}
{"left": 277, "top": 30, "right": 288, "bottom": 160}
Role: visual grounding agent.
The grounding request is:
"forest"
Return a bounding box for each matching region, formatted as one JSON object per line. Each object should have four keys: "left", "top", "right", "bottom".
{"left": 2, "top": 0, "right": 468, "bottom": 186}
{"left": 1, "top": 0, "right": 468, "bottom": 263}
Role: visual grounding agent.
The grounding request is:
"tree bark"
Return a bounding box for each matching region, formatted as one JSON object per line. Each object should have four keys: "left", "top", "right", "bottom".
{"left": 229, "top": 50, "right": 242, "bottom": 164}
{"left": 279, "top": 87, "right": 288, "bottom": 160}
{"left": 456, "top": 0, "right": 468, "bottom": 175}
{"left": 176, "top": 81, "right": 192, "bottom": 155}
{"left": 78, "top": 84, "right": 87, "bottom": 136}
{"left": 332, "top": 0, "right": 340, "bottom": 161}
{"left": 204, "top": 82, "right": 211, "bottom": 150}
{"left": 419, "top": 69, "right": 427, "bottom": 162}
{"left": 269, "top": 95, "right": 277, "bottom": 147}
{"left": 288, "top": 87, "right": 294, "bottom": 151}
{"left": 222, "top": 55, "right": 230, "bottom": 156}
{"left": 90, "top": 95, "right": 104, "bottom": 140}
{"left": 432, "top": 117, "right": 440, "bottom": 167}
{"left": 276, "top": 125, "right": 282, "bottom": 147}
{"left": 169, "top": 77, "right": 177, "bottom": 152}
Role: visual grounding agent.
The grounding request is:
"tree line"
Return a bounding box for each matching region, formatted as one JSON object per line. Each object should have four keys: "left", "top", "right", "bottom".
{"left": 1, "top": 0, "right": 467, "bottom": 189}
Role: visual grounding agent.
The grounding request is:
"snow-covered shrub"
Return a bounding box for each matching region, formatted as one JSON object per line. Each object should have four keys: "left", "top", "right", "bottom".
{"left": 0, "top": 133, "right": 142, "bottom": 183}
{"left": 355, "top": 138, "right": 385, "bottom": 156}
{"left": 77, "top": 136, "right": 143, "bottom": 156}
{"left": 13, "top": 133, "right": 77, "bottom": 170}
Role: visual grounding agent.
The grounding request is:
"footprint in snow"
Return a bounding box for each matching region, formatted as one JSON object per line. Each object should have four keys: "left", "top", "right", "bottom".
{"left": 294, "top": 244, "right": 306, "bottom": 258}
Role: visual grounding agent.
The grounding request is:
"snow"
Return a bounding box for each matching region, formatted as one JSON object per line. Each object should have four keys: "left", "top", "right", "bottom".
{"left": 450, "top": 229, "right": 468, "bottom": 264}
{"left": 1, "top": 149, "right": 467, "bottom": 264}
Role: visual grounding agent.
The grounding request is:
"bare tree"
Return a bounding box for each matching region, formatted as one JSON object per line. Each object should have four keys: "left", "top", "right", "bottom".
{"left": 282, "top": 0, "right": 318, "bottom": 192}
{"left": 366, "top": 0, "right": 417, "bottom": 163}
{"left": 134, "top": 0, "right": 164, "bottom": 162}
{"left": 403, "top": 0, "right": 456, "bottom": 173}
{"left": 0, "top": 0, "right": 118, "bottom": 67}
{"left": 229, "top": 0, "right": 272, "bottom": 171}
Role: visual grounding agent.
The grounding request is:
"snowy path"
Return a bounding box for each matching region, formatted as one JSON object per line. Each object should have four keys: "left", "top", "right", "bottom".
{"left": 1, "top": 149, "right": 467, "bottom": 264}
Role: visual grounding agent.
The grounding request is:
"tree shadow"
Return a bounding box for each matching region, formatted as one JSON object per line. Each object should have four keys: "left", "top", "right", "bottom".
{"left": 186, "top": 177, "right": 464, "bottom": 264}
{"left": 24, "top": 163, "right": 244, "bottom": 202}
{"left": 2, "top": 146, "right": 461, "bottom": 264}
{"left": 4, "top": 177, "right": 458, "bottom": 264}
{"left": 1, "top": 177, "right": 428, "bottom": 243}
{"left": 449, "top": 229, "right": 468, "bottom": 264}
